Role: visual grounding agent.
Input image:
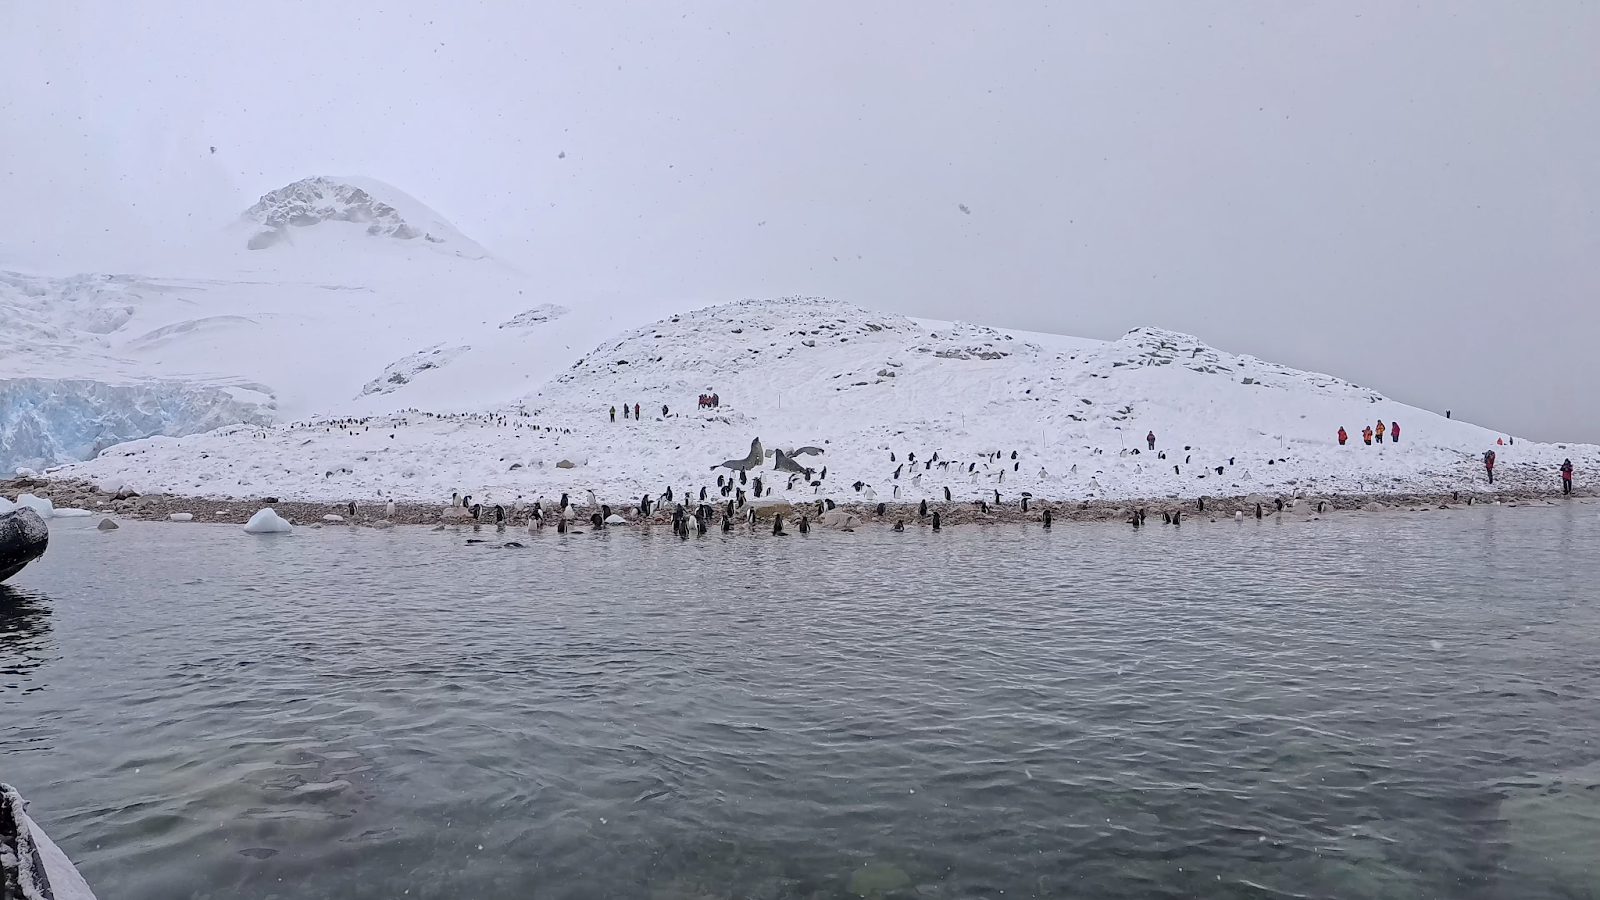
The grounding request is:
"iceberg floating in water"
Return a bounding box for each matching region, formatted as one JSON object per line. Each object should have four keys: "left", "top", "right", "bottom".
{"left": 243, "top": 508, "right": 292, "bottom": 534}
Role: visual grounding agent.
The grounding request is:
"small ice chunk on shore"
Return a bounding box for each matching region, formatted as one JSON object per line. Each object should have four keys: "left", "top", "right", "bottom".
{"left": 323, "top": 514, "right": 344, "bottom": 522}
{"left": 15, "top": 493, "right": 54, "bottom": 518}
{"left": 169, "top": 512, "right": 193, "bottom": 522}
{"left": 53, "top": 508, "right": 93, "bottom": 517}
{"left": 244, "top": 508, "right": 292, "bottom": 534}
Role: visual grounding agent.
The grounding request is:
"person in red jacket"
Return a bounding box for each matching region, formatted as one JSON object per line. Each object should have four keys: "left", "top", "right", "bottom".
{"left": 1362, "top": 426, "right": 1373, "bottom": 445}
{"left": 1484, "top": 449, "right": 1496, "bottom": 484}
{"left": 1337, "top": 427, "right": 1348, "bottom": 446}
{"left": 1146, "top": 431, "right": 1156, "bottom": 451}
{"left": 1561, "top": 459, "right": 1574, "bottom": 495}
{"left": 1390, "top": 421, "right": 1399, "bottom": 443}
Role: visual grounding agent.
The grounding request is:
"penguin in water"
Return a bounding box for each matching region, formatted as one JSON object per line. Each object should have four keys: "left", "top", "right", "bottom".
{"left": 876, "top": 502, "right": 886, "bottom": 517}
{"left": 1042, "top": 509, "right": 1053, "bottom": 528}
{"left": 1163, "top": 511, "right": 1172, "bottom": 525}
{"left": 918, "top": 498, "right": 928, "bottom": 518}
{"left": 931, "top": 512, "right": 941, "bottom": 531}
{"left": 591, "top": 512, "right": 604, "bottom": 529}
{"left": 348, "top": 501, "right": 357, "bottom": 518}
{"left": 1255, "top": 503, "right": 1264, "bottom": 519}
{"left": 893, "top": 519, "right": 905, "bottom": 532}
{"left": 798, "top": 516, "right": 810, "bottom": 534}
{"left": 1172, "top": 510, "right": 1182, "bottom": 525}
{"left": 557, "top": 517, "right": 569, "bottom": 533}
{"left": 696, "top": 513, "right": 708, "bottom": 535}
{"left": 495, "top": 505, "right": 506, "bottom": 528}
{"left": 721, "top": 514, "right": 733, "bottom": 532}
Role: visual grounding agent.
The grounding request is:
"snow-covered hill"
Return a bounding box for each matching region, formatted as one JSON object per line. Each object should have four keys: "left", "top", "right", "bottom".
{"left": 52, "top": 298, "right": 1599, "bottom": 506}
{"left": 236, "top": 176, "right": 487, "bottom": 258}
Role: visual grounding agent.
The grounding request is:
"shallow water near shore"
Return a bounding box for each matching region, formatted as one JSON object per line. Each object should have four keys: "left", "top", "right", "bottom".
{"left": 4, "top": 503, "right": 1600, "bottom": 899}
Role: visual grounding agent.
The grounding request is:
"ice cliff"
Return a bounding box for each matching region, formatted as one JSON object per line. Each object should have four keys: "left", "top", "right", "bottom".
{"left": 0, "top": 378, "right": 274, "bottom": 473}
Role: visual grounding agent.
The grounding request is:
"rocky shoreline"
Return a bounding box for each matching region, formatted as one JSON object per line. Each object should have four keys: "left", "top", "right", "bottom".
{"left": 9, "top": 476, "right": 1590, "bottom": 531}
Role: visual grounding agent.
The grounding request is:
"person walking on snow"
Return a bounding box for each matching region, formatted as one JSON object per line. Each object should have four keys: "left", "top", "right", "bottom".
{"left": 1390, "top": 421, "right": 1399, "bottom": 443}
{"left": 1147, "top": 431, "right": 1156, "bottom": 451}
{"left": 1561, "top": 459, "right": 1574, "bottom": 495}
{"left": 609, "top": 406, "right": 616, "bottom": 422}
{"left": 1363, "top": 426, "right": 1373, "bottom": 445}
{"left": 634, "top": 403, "right": 640, "bottom": 420}
{"left": 1375, "top": 419, "right": 1385, "bottom": 443}
{"left": 623, "top": 403, "right": 630, "bottom": 419}
{"left": 1484, "top": 449, "right": 1496, "bottom": 484}
{"left": 1338, "top": 427, "right": 1348, "bottom": 446}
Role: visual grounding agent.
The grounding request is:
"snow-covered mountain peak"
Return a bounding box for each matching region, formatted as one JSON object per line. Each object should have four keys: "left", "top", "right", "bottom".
{"left": 238, "top": 176, "right": 487, "bottom": 258}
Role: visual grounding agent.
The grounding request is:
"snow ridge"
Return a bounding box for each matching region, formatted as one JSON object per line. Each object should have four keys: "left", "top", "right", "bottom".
{"left": 239, "top": 177, "right": 482, "bottom": 256}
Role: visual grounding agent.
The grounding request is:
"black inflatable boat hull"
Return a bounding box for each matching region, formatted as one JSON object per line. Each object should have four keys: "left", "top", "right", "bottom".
{"left": 0, "top": 507, "right": 48, "bottom": 582}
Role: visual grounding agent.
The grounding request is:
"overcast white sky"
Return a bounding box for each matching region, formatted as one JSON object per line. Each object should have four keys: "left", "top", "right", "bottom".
{"left": 3, "top": 1, "right": 1596, "bottom": 441}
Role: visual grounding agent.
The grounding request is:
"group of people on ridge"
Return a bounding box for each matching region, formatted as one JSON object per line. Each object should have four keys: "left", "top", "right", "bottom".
{"left": 1337, "top": 420, "right": 1399, "bottom": 446}
{"left": 610, "top": 402, "right": 645, "bottom": 422}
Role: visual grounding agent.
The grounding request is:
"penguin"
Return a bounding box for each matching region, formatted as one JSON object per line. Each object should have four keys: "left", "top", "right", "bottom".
{"left": 994, "top": 489, "right": 1001, "bottom": 505}
{"left": 665, "top": 487, "right": 673, "bottom": 503}
{"left": 385, "top": 499, "right": 396, "bottom": 518}
{"left": 557, "top": 517, "right": 568, "bottom": 533}
{"left": 1163, "top": 511, "right": 1172, "bottom": 524}
{"left": 919, "top": 498, "right": 928, "bottom": 517}
{"left": 893, "top": 519, "right": 905, "bottom": 532}
{"left": 980, "top": 500, "right": 989, "bottom": 514}
{"left": 1316, "top": 501, "right": 1326, "bottom": 513}
{"left": 736, "top": 488, "right": 746, "bottom": 507}
{"left": 1275, "top": 497, "right": 1284, "bottom": 512}
{"left": 798, "top": 516, "right": 810, "bottom": 534}
{"left": 1229, "top": 457, "right": 1235, "bottom": 466}
{"left": 930, "top": 452, "right": 939, "bottom": 463}
{"left": 819, "top": 466, "right": 827, "bottom": 481}
{"left": 753, "top": 477, "right": 763, "bottom": 497}
{"left": 1138, "top": 508, "right": 1147, "bottom": 525}
{"left": 1172, "top": 510, "right": 1181, "bottom": 525}
{"left": 893, "top": 485, "right": 901, "bottom": 499}
{"left": 717, "top": 475, "right": 725, "bottom": 488}
{"left": 748, "top": 508, "right": 758, "bottom": 526}
{"left": 894, "top": 465, "right": 903, "bottom": 480}
{"left": 1197, "top": 497, "right": 1205, "bottom": 512}
{"left": 470, "top": 503, "right": 482, "bottom": 521}
{"left": 640, "top": 494, "right": 653, "bottom": 516}
{"left": 1174, "top": 465, "right": 1180, "bottom": 475}
{"left": 696, "top": 513, "right": 707, "bottom": 535}
{"left": 1131, "top": 511, "right": 1142, "bottom": 528}
{"left": 1042, "top": 508, "right": 1053, "bottom": 528}
{"left": 825, "top": 498, "right": 836, "bottom": 511}
{"left": 931, "top": 511, "right": 941, "bottom": 531}
{"left": 740, "top": 470, "right": 748, "bottom": 485}
{"left": 348, "top": 501, "right": 357, "bottom": 517}
{"left": 700, "top": 486, "right": 708, "bottom": 501}
{"left": 944, "top": 486, "right": 952, "bottom": 502}
{"left": 876, "top": 502, "right": 886, "bottom": 517}
{"left": 726, "top": 500, "right": 735, "bottom": 519}
{"left": 1235, "top": 510, "right": 1244, "bottom": 521}
{"left": 908, "top": 452, "right": 916, "bottom": 463}
{"left": 1185, "top": 455, "right": 1190, "bottom": 464}
{"left": 1255, "top": 503, "right": 1263, "bottom": 519}
{"left": 591, "top": 512, "right": 604, "bottom": 529}
{"left": 560, "top": 493, "right": 570, "bottom": 510}
{"left": 925, "top": 460, "right": 932, "bottom": 471}
{"left": 853, "top": 480, "right": 865, "bottom": 492}
{"left": 602, "top": 504, "right": 613, "bottom": 519}
{"left": 495, "top": 504, "right": 506, "bottom": 524}
{"left": 587, "top": 489, "right": 598, "bottom": 509}
{"left": 1011, "top": 450, "right": 1017, "bottom": 460}
{"left": 722, "top": 514, "right": 733, "bottom": 532}
{"left": 1021, "top": 496, "right": 1029, "bottom": 513}
{"left": 1216, "top": 466, "right": 1224, "bottom": 475}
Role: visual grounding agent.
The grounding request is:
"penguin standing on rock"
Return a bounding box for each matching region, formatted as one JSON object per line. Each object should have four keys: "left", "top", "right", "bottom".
{"left": 798, "top": 516, "right": 810, "bottom": 534}
{"left": 876, "top": 502, "right": 886, "bottom": 516}
{"left": 386, "top": 499, "right": 396, "bottom": 518}
{"left": 918, "top": 499, "right": 928, "bottom": 518}
{"left": 931, "top": 512, "right": 941, "bottom": 531}
{"left": 1255, "top": 503, "right": 1264, "bottom": 519}
{"left": 944, "top": 486, "right": 952, "bottom": 501}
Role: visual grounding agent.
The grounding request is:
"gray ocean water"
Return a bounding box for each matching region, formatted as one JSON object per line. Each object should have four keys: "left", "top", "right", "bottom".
{"left": 3, "top": 503, "right": 1600, "bottom": 900}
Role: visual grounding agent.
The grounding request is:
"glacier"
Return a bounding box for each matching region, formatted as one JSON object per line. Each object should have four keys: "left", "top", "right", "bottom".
{"left": 0, "top": 378, "right": 274, "bottom": 472}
